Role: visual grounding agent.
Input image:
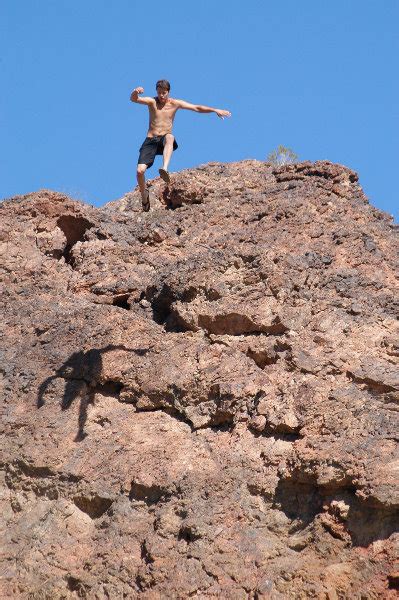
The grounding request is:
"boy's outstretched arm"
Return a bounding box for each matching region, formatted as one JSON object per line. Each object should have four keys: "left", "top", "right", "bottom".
{"left": 130, "top": 86, "right": 155, "bottom": 106}
{"left": 175, "top": 99, "right": 231, "bottom": 119}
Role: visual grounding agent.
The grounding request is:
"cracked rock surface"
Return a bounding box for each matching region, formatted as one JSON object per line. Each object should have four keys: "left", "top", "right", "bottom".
{"left": 1, "top": 160, "right": 398, "bottom": 598}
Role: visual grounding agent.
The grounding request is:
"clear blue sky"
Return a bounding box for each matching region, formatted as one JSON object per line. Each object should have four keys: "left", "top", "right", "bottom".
{"left": 1, "top": 1, "right": 398, "bottom": 220}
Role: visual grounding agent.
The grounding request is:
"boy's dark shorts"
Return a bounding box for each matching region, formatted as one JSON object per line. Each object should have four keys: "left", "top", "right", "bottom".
{"left": 137, "top": 135, "right": 178, "bottom": 168}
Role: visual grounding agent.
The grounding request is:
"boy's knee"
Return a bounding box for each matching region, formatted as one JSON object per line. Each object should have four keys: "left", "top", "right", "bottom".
{"left": 137, "top": 164, "right": 147, "bottom": 175}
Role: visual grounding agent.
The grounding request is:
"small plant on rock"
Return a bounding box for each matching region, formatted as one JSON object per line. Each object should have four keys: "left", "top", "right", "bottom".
{"left": 267, "top": 145, "right": 298, "bottom": 166}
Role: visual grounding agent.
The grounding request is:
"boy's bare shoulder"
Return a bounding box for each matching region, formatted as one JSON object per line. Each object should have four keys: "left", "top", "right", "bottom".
{"left": 169, "top": 98, "right": 182, "bottom": 107}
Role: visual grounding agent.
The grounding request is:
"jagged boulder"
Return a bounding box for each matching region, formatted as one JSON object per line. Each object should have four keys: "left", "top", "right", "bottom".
{"left": 1, "top": 161, "right": 398, "bottom": 598}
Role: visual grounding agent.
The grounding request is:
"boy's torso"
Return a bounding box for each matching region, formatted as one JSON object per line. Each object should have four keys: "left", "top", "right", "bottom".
{"left": 147, "top": 98, "right": 178, "bottom": 137}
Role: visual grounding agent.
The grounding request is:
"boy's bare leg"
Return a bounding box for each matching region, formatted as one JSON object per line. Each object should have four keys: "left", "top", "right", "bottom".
{"left": 137, "top": 164, "right": 150, "bottom": 211}
{"left": 162, "top": 134, "right": 175, "bottom": 171}
{"left": 137, "top": 164, "right": 148, "bottom": 198}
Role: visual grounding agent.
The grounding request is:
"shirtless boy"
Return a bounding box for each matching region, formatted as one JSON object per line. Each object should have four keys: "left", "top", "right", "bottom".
{"left": 130, "top": 79, "right": 231, "bottom": 211}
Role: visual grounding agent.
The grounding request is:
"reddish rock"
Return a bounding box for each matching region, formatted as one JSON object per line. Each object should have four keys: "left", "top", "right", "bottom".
{"left": 1, "top": 160, "right": 398, "bottom": 598}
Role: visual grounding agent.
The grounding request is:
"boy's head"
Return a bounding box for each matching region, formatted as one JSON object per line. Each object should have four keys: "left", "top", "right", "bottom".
{"left": 156, "top": 79, "right": 170, "bottom": 102}
{"left": 156, "top": 79, "right": 170, "bottom": 92}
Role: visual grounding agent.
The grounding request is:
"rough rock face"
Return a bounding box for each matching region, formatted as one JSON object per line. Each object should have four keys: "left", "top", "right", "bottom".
{"left": 1, "top": 160, "right": 398, "bottom": 599}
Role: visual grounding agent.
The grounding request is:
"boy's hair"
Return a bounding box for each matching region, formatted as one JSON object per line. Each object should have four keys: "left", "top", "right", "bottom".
{"left": 156, "top": 79, "right": 170, "bottom": 91}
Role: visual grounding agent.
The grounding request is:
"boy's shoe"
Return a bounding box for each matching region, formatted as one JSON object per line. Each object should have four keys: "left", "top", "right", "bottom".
{"left": 159, "top": 168, "right": 170, "bottom": 184}
{"left": 141, "top": 189, "right": 150, "bottom": 212}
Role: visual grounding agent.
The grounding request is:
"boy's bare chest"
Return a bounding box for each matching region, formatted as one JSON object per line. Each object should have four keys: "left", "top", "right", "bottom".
{"left": 150, "top": 102, "right": 177, "bottom": 123}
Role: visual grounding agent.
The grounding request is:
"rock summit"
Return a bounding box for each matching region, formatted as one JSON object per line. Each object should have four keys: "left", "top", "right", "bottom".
{"left": 1, "top": 160, "right": 398, "bottom": 598}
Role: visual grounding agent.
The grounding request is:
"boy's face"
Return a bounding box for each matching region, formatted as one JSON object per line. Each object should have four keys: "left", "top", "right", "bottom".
{"left": 156, "top": 87, "right": 169, "bottom": 102}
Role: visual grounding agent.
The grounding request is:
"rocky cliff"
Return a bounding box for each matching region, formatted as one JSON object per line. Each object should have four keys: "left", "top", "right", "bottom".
{"left": 1, "top": 160, "right": 398, "bottom": 599}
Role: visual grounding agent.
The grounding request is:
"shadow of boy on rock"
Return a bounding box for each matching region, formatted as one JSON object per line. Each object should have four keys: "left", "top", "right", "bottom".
{"left": 37, "top": 344, "right": 149, "bottom": 441}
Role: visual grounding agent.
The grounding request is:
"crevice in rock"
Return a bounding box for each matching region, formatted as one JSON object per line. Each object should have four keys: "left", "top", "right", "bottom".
{"left": 129, "top": 481, "right": 170, "bottom": 506}
{"left": 133, "top": 400, "right": 243, "bottom": 433}
{"left": 193, "top": 419, "right": 236, "bottom": 433}
{"left": 346, "top": 370, "right": 396, "bottom": 394}
{"left": 5, "top": 463, "right": 83, "bottom": 503}
{"left": 204, "top": 287, "right": 223, "bottom": 301}
{"left": 273, "top": 479, "right": 323, "bottom": 528}
{"left": 66, "top": 575, "right": 89, "bottom": 596}
{"left": 56, "top": 214, "right": 94, "bottom": 267}
{"left": 146, "top": 283, "right": 175, "bottom": 325}
{"left": 164, "top": 406, "right": 193, "bottom": 427}
{"left": 73, "top": 494, "right": 113, "bottom": 519}
{"left": 210, "top": 417, "right": 235, "bottom": 431}
{"left": 345, "top": 499, "right": 399, "bottom": 547}
{"left": 388, "top": 573, "right": 399, "bottom": 590}
{"left": 144, "top": 286, "right": 289, "bottom": 338}
{"left": 134, "top": 405, "right": 194, "bottom": 430}
{"left": 274, "top": 474, "right": 399, "bottom": 547}
{"left": 198, "top": 314, "right": 288, "bottom": 336}
{"left": 112, "top": 294, "right": 131, "bottom": 310}
{"left": 259, "top": 429, "right": 302, "bottom": 442}
{"left": 166, "top": 311, "right": 196, "bottom": 333}
{"left": 178, "top": 525, "right": 202, "bottom": 543}
{"left": 246, "top": 348, "right": 279, "bottom": 369}
{"left": 140, "top": 541, "right": 153, "bottom": 564}
{"left": 91, "top": 380, "right": 124, "bottom": 398}
{"left": 247, "top": 483, "right": 273, "bottom": 501}
{"left": 13, "top": 461, "right": 55, "bottom": 479}
{"left": 274, "top": 340, "right": 292, "bottom": 352}
{"left": 146, "top": 284, "right": 197, "bottom": 333}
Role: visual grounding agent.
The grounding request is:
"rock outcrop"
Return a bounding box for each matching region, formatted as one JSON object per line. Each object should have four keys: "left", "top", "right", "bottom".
{"left": 1, "top": 160, "right": 398, "bottom": 598}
